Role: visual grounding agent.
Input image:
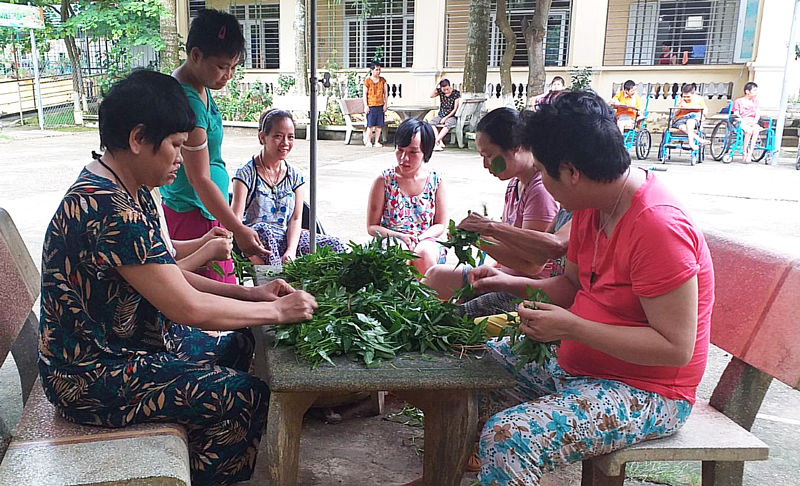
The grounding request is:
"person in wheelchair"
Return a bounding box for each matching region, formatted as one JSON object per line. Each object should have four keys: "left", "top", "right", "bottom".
{"left": 673, "top": 83, "right": 710, "bottom": 151}
{"left": 610, "top": 80, "right": 644, "bottom": 134}
{"left": 732, "top": 82, "right": 761, "bottom": 164}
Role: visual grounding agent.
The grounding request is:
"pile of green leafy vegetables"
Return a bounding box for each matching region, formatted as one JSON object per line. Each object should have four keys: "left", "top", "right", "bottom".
{"left": 500, "top": 287, "right": 561, "bottom": 370}
{"left": 274, "top": 237, "right": 488, "bottom": 368}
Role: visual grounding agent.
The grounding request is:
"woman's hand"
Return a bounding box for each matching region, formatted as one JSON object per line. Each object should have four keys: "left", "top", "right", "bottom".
{"left": 281, "top": 249, "right": 296, "bottom": 264}
{"left": 457, "top": 213, "right": 493, "bottom": 235}
{"left": 469, "top": 265, "right": 511, "bottom": 293}
{"left": 202, "top": 226, "right": 232, "bottom": 245}
{"left": 252, "top": 278, "right": 295, "bottom": 302}
{"left": 273, "top": 291, "right": 318, "bottom": 323}
{"left": 234, "top": 225, "right": 270, "bottom": 258}
{"left": 248, "top": 254, "right": 267, "bottom": 265}
{"left": 517, "top": 301, "right": 577, "bottom": 343}
{"left": 199, "top": 235, "right": 233, "bottom": 264}
{"left": 397, "top": 233, "right": 418, "bottom": 251}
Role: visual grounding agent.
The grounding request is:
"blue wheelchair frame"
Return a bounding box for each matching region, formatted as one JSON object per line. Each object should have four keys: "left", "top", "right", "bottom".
{"left": 709, "top": 101, "right": 776, "bottom": 164}
{"left": 658, "top": 102, "right": 706, "bottom": 166}
{"left": 618, "top": 93, "right": 652, "bottom": 160}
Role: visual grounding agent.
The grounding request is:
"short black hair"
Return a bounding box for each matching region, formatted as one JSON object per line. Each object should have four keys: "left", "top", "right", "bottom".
{"left": 395, "top": 118, "right": 435, "bottom": 162}
{"left": 681, "top": 83, "right": 695, "bottom": 94}
{"left": 98, "top": 70, "right": 196, "bottom": 154}
{"left": 623, "top": 79, "right": 636, "bottom": 91}
{"left": 518, "top": 90, "right": 630, "bottom": 183}
{"left": 370, "top": 61, "right": 382, "bottom": 69}
{"left": 186, "top": 9, "right": 246, "bottom": 61}
{"left": 551, "top": 76, "right": 565, "bottom": 85}
{"left": 477, "top": 107, "right": 521, "bottom": 151}
{"left": 744, "top": 81, "right": 758, "bottom": 93}
{"left": 439, "top": 79, "right": 451, "bottom": 88}
{"left": 259, "top": 109, "right": 295, "bottom": 136}
{"left": 661, "top": 41, "right": 671, "bottom": 47}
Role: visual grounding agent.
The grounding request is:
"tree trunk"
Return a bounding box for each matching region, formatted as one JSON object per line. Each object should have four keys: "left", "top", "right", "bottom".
{"left": 159, "top": 0, "right": 180, "bottom": 71}
{"left": 522, "top": 0, "right": 552, "bottom": 105}
{"left": 462, "top": 0, "right": 490, "bottom": 96}
{"left": 294, "top": 0, "right": 309, "bottom": 95}
{"left": 495, "top": 0, "right": 516, "bottom": 107}
{"left": 59, "top": 1, "right": 86, "bottom": 113}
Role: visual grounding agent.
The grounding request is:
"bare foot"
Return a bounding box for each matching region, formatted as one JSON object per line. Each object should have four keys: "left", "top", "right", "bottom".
{"left": 698, "top": 138, "right": 711, "bottom": 146}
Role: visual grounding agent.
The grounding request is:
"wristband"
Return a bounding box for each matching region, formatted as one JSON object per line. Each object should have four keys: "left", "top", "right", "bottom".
{"left": 182, "top": 140, "right": 208, "bottom": 152}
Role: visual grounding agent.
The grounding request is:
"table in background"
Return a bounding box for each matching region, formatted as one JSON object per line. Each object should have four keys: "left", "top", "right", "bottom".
{"left": 252, "top": 266, "right": 516, "bottom": 486}
{"left": 389, "top": 105, "right": 437, "bottom": 121}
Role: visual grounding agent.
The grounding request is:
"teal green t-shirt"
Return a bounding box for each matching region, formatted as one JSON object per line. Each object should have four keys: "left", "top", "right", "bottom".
{"left": 160, "top": 85, "right": 227, "bottom": 220}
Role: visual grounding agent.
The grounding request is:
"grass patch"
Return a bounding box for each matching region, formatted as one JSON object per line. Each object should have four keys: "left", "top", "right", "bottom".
{"left": 626, "top": 461, "right": 701, "bottom": 485}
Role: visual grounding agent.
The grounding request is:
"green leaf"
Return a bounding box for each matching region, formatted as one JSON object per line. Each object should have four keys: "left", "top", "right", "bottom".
{"left": 490, "top": 156, "right": 507, "bottom": 175}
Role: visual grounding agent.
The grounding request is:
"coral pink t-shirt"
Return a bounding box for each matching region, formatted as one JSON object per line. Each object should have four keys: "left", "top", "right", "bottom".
{"left": 732, "top": 96, "right": 759, "bottom": 121}
{"left": 559, "top": 170, "right": 714, "bottom": 404}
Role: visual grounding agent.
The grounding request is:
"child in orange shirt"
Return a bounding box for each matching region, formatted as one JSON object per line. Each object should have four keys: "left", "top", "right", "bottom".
{"left": 363, "top": 61, "right": 388, "bottom": 147}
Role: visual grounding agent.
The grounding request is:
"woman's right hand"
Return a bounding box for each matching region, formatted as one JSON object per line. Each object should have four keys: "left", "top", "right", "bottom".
{"left": 234, "top": 225, "right": 270, "bottom": 258}
{"left": 202, "top": 235, "right": 233, "bottom": 263}
{"left": 274, "top": 291, "right": 318, "bottom": 323}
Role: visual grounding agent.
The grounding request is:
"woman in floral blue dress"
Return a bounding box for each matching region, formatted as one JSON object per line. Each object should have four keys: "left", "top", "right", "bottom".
{"left": 231, "top": 109, "right": 345, "bottom": 267}
{"left": 38, "top": 70, "right": 317, "bottom": 486}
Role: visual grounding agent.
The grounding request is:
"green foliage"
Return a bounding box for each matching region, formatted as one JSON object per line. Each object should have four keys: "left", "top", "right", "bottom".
{"left": 215, "top": 69, "right": 273, "bottom": 122}
{"left": 319, "top": 97, "right": 344, "bottom": 126}
{"left": 497, "top": 286, "right": 560, "bottom": 371}
{"left": 276, "top": 74, "right": 295, "bottom": 95}
{"left": 569, "top": 66, "right": 593, "bottom": 91}
{"left": 274, "top": 238, "right": 488, "bottom": 368}
{"left": 324, "top": 51, "right": 364, "bottom": 99}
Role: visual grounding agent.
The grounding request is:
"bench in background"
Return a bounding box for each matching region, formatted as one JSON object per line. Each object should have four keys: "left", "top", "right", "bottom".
{"left": 583, "top": 228, "right": 799, "bottom": 486}
{"left": 433, "top": 96, "right": 487, "bottom": 149}
{"left": 0, "top": 208, "right": 191, "bottom": 486}
{"left": 339, "top": 98, "right": 388, "bottom": 145}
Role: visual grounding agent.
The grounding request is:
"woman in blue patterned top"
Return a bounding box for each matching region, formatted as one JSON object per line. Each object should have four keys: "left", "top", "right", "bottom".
{"left": 231, "top": 109, "right": 345, "bottom": 267}
{"left": 38, "top": 71, "right": 317, "bottom": 486}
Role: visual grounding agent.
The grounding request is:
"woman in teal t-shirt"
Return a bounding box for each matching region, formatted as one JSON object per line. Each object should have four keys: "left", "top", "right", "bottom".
{"left": 161, "top": 9, "right": 267, "bottom": 283}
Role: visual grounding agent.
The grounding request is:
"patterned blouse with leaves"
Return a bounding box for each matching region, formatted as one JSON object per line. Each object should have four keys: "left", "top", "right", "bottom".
{"left": 39, "top": 168, "right": 175, "bottom": 415}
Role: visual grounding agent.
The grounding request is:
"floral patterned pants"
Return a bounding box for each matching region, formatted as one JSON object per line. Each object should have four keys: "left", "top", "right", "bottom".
{"left": 252, "top": 223, "right": 346, "bottom": 267}
{"left": 479, "top": 337, "right": 693, "bottom": 486}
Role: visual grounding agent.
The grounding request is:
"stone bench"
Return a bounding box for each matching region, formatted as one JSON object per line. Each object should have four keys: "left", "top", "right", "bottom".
{"left": 582, "top": 228, "right": 799, "bottom": 486}
{"left": 339, "top": 97, "right": 388, "bottom": 145}
{"left": 0, "top": 208, "right": 191, "bottom": 486}
{"left": 433, "top": 96, "right": 487, "bottom": 149}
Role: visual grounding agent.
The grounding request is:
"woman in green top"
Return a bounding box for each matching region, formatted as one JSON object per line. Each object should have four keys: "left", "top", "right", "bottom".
{"left": 161, "top": 9, "right": 268, "bottom": 283}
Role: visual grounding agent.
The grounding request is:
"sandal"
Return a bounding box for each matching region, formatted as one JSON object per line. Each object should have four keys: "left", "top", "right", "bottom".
{"left": 465, "top": 441, "right": 481, "bottom": 472}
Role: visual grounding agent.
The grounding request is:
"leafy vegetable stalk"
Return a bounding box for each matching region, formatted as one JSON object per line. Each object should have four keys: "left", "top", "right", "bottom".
{"left": 498, "top": 286, "right": 560, "bottom": 371}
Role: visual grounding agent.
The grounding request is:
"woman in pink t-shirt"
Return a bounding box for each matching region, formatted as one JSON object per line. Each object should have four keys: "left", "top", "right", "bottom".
{"left": 469, "top": 91, "right": 714, "bottom": 485}
{"left": 732, "top": 81, "right": 762, "bottom": 163}
{"left": 423, "top": 107, "right": 561, "bottom": 302}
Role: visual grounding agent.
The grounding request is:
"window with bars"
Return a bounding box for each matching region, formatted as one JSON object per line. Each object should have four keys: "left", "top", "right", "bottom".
{"left": 229, "top": 4, "right": 280, "bottom": 69}
{"left": 444, "top": 0, "right": 571, "bottom": 69}
{"left": 344, "top": 0, "right": 414, "bottom": 68}
{"left": 604, "top": 0, "right": 740, "bottom": 66}
{"left": 189, "top": 0, "right": 206, "bottom": 21}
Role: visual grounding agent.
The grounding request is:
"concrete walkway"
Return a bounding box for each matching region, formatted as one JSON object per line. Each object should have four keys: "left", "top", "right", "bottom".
{"left": 1, "top": 126, "right": 798, "bottom": 485}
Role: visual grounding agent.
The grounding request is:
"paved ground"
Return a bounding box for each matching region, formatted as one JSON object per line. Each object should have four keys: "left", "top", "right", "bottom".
{"left": 1, "top": 126, "right": 798, "bottom": 485}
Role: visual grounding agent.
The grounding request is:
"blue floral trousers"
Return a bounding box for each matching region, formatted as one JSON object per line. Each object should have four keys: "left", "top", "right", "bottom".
{"left": 479, "top": 337, "right": 693, "bottom": 486}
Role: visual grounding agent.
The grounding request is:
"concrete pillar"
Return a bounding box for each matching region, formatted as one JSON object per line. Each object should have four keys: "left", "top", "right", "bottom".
{"left": 750, "top": 0, "right": 800, "bottom": 110}
{"left": 568, "top": 0, "right": 609, "bottom": 90}
{"left": 410, "top": 0, "right": 446, "bottom": 103}
{"left": 280, "top": 0, "right": 297, "bottom": 74}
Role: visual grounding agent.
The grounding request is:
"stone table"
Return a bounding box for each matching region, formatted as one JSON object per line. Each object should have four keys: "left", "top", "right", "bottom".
{"left": 252, "top": 268, "right": 517, "bottom": 486}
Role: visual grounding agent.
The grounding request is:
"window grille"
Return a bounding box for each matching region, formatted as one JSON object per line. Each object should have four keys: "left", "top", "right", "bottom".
{"left": 444, "top": 0, "right": 572, "bottom": 69}
{"left": 189, "top": 0, "right": 206, "bottom": 21}
{"left": 604, "top": 0, "right": 741, "bottom": 66}
{"left": 228, "top": 3, "right": 280, "bottom": 69}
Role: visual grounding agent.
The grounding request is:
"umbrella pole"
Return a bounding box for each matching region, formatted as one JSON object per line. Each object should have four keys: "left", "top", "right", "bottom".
{"left": 308, "top": 0, "right": 318, "bottom": 251}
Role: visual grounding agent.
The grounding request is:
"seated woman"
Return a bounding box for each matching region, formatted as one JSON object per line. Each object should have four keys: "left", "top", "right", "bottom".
{"left": 367, "top": 118, "right": 448, "bottom": 275}
{"left": 469, "top": 91, "right": 714, "bottom": 485}
{"left": 38, "top": 70, "right": 318, "bottom": 486}
{"left": 423, "top": 107, "right": 561, "bottom": 303}
{"left": 231, "top": 109, "right": 345, "bottom": 266}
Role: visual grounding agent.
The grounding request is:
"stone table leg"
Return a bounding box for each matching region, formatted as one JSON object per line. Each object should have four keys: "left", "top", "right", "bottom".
{"left": 264, "top": 391, "right": 318, "bottom": 486}
{"left": 395, "top": 389, "right": 477, "bottom": 486}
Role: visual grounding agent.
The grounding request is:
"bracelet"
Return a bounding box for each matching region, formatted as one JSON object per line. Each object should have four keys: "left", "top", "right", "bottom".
{"left": 182, "top": 140, "right": 208, "bottom": 152}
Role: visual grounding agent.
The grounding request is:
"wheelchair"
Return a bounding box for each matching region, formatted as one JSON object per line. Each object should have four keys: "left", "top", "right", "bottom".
{"left": 658, "top": 107, "right": 706, "bottom": 166}
{"left": 709, "top": 101, "right": 776, "bottom": 165}
{"left": 615, "top": 93, "right": 653, "bottom": 160}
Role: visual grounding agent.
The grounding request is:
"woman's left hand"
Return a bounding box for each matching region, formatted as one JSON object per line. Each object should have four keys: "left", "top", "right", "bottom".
{"left": 517, "top": 301, "right": 577, "bottom": 343}
{"left": 252, "top": 278, "right": 296, "bottom": 302}
{"left": 281, "top": 251, "right": 296, "bottom": 264}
